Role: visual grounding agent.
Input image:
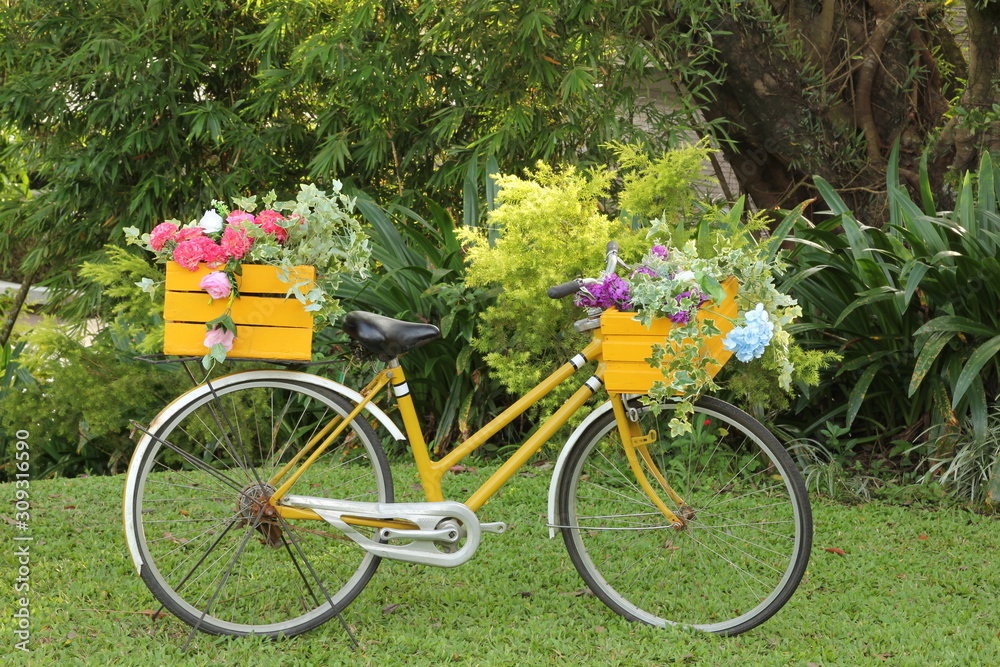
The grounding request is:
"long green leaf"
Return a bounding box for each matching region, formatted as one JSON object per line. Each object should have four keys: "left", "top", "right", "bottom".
{"left": 967, "top": 374, "right": 988, "bottom": 441}
{"left": 952, "top": 333, "right": 1000, "bottom": 408}
{"left": 958, "top": 172, "right": 977, "bottom": 244}
{"left": 900, "top": 261, "right": 930, "bottom": 315}
{"left": 833, "top": 290, "right": 895, "bottom": 327}
{"left": 918, "top": 149, "right": 936, "bottom": 215}
{"left": 914, "top": 316, "right": 998, "bottom": 338}
{"left": 909, "top": 331, "right": 955, "bottom": 396}
{"left": 767, "top": 199, "right": 812, "bottom": 262}
{"left": 847, "top": 363, "right": 882, "bottom": 427}
{"left": 979, "top": 151, "right": 996, "bottom": 217}
{"left": 485, "top": 154, "right": 500, "bottom": 212}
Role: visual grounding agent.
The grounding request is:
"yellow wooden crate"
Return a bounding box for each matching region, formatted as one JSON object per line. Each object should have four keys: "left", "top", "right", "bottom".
{"left": 163, "top": 262, "right": 316, "bottom": 361}
{"left": 601, "top": 277, "right": 740, "bottom": 394}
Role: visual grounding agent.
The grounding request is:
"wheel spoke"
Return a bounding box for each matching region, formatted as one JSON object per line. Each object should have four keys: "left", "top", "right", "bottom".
{"left": 125, "top": 374, "right": 393, "bottom": 638}
{"left": 558, "top": 397, "right": 811, "bottom": 634}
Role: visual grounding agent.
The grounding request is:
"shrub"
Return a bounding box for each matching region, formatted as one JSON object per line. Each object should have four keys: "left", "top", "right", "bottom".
{"left": 787, "top": 146, "right": 1000, "bottom": 500}
{"left": 0, "top": 324, "right": 188, "bottom": 479}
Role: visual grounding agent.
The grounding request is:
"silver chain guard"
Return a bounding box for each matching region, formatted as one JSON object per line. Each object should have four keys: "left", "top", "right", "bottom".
{"left": 280, "top": 495, "right": 505, "bottom": 567}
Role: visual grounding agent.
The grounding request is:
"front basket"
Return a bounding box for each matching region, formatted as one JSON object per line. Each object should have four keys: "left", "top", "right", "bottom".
{"left": 601, "top": 276, "right": 739, "bottom": 394}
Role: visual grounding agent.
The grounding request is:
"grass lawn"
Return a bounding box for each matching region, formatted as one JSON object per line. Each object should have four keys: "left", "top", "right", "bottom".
{"left": 2, "top": 462, "right": 999, "bottom": 666}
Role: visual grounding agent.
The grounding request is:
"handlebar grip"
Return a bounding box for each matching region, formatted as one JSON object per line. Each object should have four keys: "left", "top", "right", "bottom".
{"left": 547, "top": 279, "right": 582, "bottom": 299}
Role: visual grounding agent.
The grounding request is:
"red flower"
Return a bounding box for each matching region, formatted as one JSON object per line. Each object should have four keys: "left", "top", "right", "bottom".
{"left": 254, "top": 209, "right": 289, "bottom": 243}
{"left": 175, "top": 226, "right": 206, "bottom": 242}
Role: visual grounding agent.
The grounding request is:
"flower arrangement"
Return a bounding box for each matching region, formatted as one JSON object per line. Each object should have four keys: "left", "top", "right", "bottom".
{"left": 124, "top": 182, "right": 371, "bottom": 367}
{"left": 578, "top": 222, "right": 806, "bottom": 436}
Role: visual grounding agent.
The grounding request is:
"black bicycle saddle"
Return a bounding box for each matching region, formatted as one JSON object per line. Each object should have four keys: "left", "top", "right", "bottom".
{"left": 342, "top": 311, "right": 441, "bottom": 361}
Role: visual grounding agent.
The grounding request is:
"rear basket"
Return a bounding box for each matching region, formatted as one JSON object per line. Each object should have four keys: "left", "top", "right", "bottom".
{"left": 601, "top": 276, "right": 739, "bottom": 394}
{"left": 163, "top": 262, "right": 316, "bottom": 361}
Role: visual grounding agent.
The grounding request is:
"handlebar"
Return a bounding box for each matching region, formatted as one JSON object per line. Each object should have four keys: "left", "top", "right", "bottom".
{"left": 547, "top": 241, "right": 622, "bottom": 299}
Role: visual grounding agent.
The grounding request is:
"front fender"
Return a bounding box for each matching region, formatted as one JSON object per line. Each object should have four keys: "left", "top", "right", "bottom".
{"left": 546, "top": 399, "right": 615, "bottom": 539}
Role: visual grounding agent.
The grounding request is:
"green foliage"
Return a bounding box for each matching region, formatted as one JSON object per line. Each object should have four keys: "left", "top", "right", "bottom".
{"left": 0, "top": 0, "right": 715, "bottom": 304}
{"left": 336, "top": 191, "right": 511, "bottom": 454}
{"left": 787, "top": 146, "right": 1000, "bottom": 480}
{"left": 78, "top": 246, "right": 166, "bottom": 355}
{"left": 0, "top": 323, "right": 188, "bottom": 479}
{"left": 611, "top": 141, "right": 714, "bottom": 226}
{"left": 458, "top": 162, "right": 636, "bottom": 413}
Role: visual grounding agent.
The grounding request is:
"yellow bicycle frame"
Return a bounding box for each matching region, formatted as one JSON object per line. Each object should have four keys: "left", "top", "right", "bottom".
{"left": 267, "top": 328, "right": 687, "bottom": 528}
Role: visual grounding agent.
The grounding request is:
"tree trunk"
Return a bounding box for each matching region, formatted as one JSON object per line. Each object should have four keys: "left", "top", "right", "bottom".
{"left": 0, "top": 272, "right": 37, "bottom": 348}
{"left": 942, "top": 0, "right": 1000, "bottom": 175}
{"left": 663, "top": 0, "right": 975, "bottom": 218}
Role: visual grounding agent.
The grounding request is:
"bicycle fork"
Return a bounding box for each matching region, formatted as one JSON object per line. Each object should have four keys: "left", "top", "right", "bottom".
{"left": 610, "top": 395, "right": 692, "bottom": 530}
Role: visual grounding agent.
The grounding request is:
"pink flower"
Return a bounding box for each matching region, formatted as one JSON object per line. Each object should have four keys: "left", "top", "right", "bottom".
{"left": 173, "top": 236, "right": 226, "bottom": 270}
{"left": 175, "top": 226, "right": 206, "bottom": 242}
{"left": 221, "top": 223, "right": 252, "bottom": 259}
{"left": 227, "top": 210, "right": 255, "bottom": 226}
{"left": 149, "top": 222, "right": 179, "bottom": 251}
{"left": 203, "top": 326, "right": 235, "bottom": 352}
{"left": 198, "top": 271, "right": 233, "bottom": 300}
{"left": 254, "top": 209, "right": 289, "bottom": 242}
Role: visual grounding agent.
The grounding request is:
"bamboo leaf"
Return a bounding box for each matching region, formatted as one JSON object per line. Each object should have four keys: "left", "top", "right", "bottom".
{"left": 952, "top": 334, "right": 1000, "bottom": 408}
{"left": 463, "top": 149, "right": 480, "bottom": 229}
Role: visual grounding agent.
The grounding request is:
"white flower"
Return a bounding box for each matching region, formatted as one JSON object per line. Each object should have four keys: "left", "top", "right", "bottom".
{"left": 675, "top": 270, "right": 695, "bottom": 282}
{"left": 198, "top": 210, "right": 224, "bottom": 233}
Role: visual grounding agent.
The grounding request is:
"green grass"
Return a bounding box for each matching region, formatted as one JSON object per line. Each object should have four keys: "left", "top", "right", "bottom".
{"left": 2, "top": 464, "right": 999, "bottom": 666}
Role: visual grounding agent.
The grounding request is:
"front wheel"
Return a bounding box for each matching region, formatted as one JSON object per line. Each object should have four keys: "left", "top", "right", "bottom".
{"left": 556, "top": 396, "right": 812, "bottom": 635}
{"left": 123, "top": 372, "right": 393, "bottom": 638}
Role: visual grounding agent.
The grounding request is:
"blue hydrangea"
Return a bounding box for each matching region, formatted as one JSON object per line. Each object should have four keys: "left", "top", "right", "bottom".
{"left": 723, "top": 303, "right": 775, "bottom": 362}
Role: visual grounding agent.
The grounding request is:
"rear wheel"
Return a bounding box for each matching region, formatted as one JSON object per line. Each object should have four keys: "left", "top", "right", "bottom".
{"left": 124, "top": 372, "right": 392, "bottom": 637}
{"left": 556, "top": 396, "right": 811, "bottom": 635}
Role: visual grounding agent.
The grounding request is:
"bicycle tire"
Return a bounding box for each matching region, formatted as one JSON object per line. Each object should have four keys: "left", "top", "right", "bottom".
{"left": 124, "top": 372, "right": 393, "bottom": 638}
{"left": 556, "top": 395, "right": 811, "bottom": 635}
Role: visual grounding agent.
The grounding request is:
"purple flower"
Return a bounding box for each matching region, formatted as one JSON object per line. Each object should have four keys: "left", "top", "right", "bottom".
{"left": 575, "top": 274, "right": 632, "bottom": 309}
{"left": 631, "top": 265, "right": 659, "bottom": 278}
{"left": 666, "top": 289, "right": 709, "bottom": 325}
{"left": 650, "top": 245, "right": 669, "bottom": 259}
{"left": 675, "top": 288, "right": 709, "bottom": 309}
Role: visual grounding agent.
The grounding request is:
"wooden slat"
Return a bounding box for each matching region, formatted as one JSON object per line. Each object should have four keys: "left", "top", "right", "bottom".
{"left": 164, "top": 322, "right": 313, "bottom": 361}
{"left": 164, "top": 292, "right": 313, "bottom": 328}
{"left": 165, "top": 262, "right": 316, "bottom": 295}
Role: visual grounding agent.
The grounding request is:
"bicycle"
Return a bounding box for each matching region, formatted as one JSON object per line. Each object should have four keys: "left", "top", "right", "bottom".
{"left": 122, "top": 242, "right": 812, "bottom": 642}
